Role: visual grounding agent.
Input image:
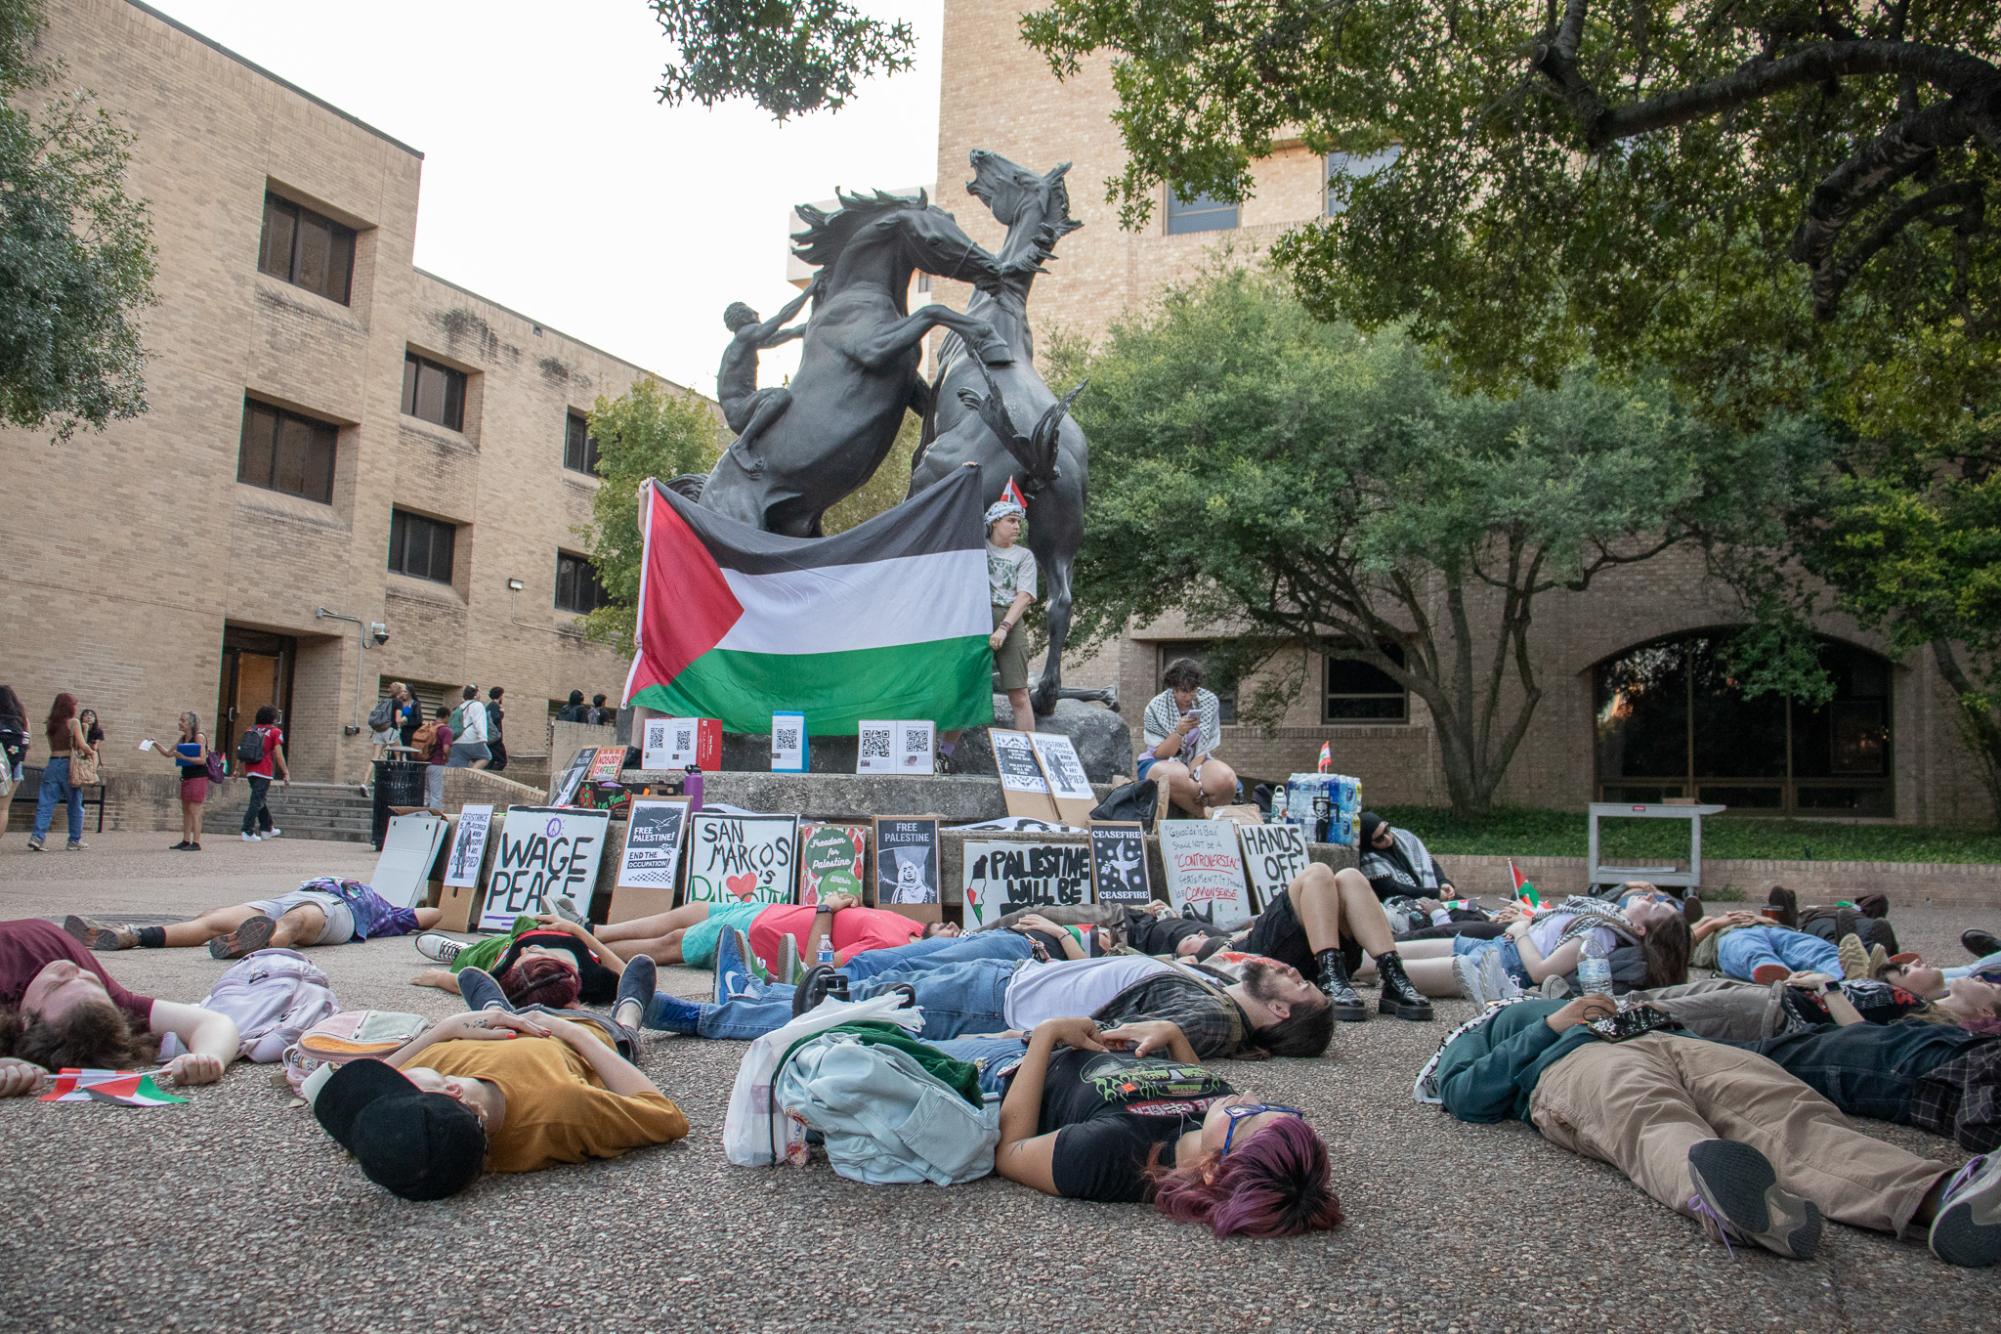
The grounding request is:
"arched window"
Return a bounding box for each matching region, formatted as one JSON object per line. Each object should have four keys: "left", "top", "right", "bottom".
{"left": 1593, "top": 632, "right": 1891, "bottom": 816}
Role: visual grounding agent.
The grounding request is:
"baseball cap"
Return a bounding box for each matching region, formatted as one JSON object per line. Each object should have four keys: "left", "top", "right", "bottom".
{"left": 313, "top": 1059, "right": 486, "bottom": 1201}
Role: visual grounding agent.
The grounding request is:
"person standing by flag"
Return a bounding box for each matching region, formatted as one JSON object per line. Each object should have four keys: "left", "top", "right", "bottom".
{"left": 985, "top": 496, "right": 1039, "bottom": 734}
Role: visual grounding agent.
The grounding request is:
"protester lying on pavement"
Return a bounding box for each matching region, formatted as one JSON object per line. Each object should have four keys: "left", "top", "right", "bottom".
{"left": 66, "top": 878, "right": 440, "bottom": 960}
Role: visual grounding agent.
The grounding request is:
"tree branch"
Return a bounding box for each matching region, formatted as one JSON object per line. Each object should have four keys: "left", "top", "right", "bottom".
{"left": 1810, "top": 179, "right": 1986, "bottom": 318}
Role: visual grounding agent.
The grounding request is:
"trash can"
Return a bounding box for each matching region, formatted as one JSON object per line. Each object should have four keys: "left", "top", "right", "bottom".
{"left": 372, "top": 758, "right": 427, "bottom": 848}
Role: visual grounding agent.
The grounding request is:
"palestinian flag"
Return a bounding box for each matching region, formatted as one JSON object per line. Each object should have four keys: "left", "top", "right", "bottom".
{"left": 624, "top": 468, "right": 995, "bottom": 735}
{"left": 1508, "top": 859, "right": 1541, "bottom": 912}
{"left": 40, "top": 1068, "right": 185, "bottom": 1106}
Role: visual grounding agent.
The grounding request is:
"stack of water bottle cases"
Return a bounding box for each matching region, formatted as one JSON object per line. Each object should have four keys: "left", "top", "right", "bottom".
{"left": 1271, "top": 772, "right": 1363, "bottom": 848}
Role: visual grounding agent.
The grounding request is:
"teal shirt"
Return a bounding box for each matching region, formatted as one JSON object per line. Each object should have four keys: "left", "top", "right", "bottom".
{"left": 1433, "top": 999, "right": 1599, "bottom": 1125}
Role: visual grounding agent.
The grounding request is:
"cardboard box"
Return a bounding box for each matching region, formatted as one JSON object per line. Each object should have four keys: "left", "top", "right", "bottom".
{"left": 606, "top": 885, "right": 679, "bottom": 926}
{"left": 436, "top": 882, "right": 482, "bottom": 934}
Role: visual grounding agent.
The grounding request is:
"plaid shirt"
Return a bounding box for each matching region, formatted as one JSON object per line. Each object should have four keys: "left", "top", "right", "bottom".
{"left": 1908, "top": 1035, "right": 2001, "bottom": 1153}
{"left": 1094, "top": 970, "right": 1250, "bottom": 1059}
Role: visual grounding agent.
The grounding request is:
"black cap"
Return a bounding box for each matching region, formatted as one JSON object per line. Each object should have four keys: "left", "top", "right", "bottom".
{"left": 313, "top": 1059, "right": 486, "bottom": 1201}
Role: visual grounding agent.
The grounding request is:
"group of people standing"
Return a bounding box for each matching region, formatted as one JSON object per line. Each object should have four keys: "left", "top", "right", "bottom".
{"left": 371, "top": 682, "right": 508, "bottom": 805}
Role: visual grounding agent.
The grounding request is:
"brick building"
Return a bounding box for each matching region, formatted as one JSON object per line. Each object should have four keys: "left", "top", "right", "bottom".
{"left": 924, "top": 2, "right": 1987, "bottom": 823}
{"left": 1, "top": 0, "right": 709, "bottom": 785}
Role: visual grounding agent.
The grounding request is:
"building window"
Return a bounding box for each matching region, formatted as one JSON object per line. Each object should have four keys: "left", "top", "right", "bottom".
{"left": 237, "top": 399, "right": 337, "bottom": 503}
{"left": 1165, "top": 186, "right": 1237, "bottom": 235}
{"left": 257, "top": 192, "right": 355, "bottom": 304}
{"left": 388, "top": 508, "right": 456, "bottom": 584}
{"left": 556, "top": 551, "right": 609, "bottom": 614}
{"left": 1323, "top": 643, "right": 1409, "bottom": 722}
{"left": 402, "top": 353, "right": 466, "bottom": 431}
{"left": 1324, "top": 147, "right": 1402, "bottom": 216}
{"left": 1154, "top": 642, "right": 1237, "bottom": 724}
{"left": 1593, "top": 631, "right": 1892, "bottom": 816}
{"left": 563, "top": 411, "right": 600, "bottom": 475}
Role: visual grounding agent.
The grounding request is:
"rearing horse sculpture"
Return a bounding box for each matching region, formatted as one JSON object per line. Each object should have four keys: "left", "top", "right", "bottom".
{"left": 686, "top": 190, "right": 1041, "bottom": 538}
{"left": 910, "top": 151, "right": 1089, "bottom": 716}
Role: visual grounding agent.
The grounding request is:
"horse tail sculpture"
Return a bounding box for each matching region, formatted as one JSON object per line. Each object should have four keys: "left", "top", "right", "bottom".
{"left": 955, "top": 360, "right": 1085, "bottom": 499}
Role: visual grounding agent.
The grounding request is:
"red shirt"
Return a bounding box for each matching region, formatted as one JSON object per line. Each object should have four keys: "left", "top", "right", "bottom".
{"left": 245, "top": 723, "right": 283, "bottom": 778}
{"left": 748, "top": 906, "right": 925, "bottom": 974}
{"left": 0, "top": 919, "right": 155, "bottom": 1024}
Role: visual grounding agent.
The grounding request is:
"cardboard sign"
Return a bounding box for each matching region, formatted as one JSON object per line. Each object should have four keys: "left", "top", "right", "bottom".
{"left": 871, "top": 817, "right": 940, "bottom": 908}
{"left": 1158, "top": 819, "right": 1252, "bottom": 930}
{"left": 990, "top": 728, "right": 1059, "bottom": 821}
{"left": 617, "top": 798, "right": 690, "bottom": 891}
{"left": 1030, "top": 733, "right": 1096, "bottom": 824}
{"left": 586, "top": 745, "right": 627, "bottom": 786}
{"left": 372, "top": 812, "right": 449, "bottom": 909}
{"left": 686, "top": 812, "right": 798, "bottom": 906}
{"left": 961, "top": 838, "right": 1093, "bottom": 929}
{"left": 1237, "top": 821, "right": 1310, "bottom": 913}
{"left": 797, "top": 822, "right": 868, "bottom": 907}
{"left": 771, "top": 711, "right": 807, "bottom": 773}
{"left": 1088, "top": 822, "right": 1153, "bottom": 907}
{"left": 480, "top": 807, "right": 611, "bottom": 930}
{"left": 641, "top": 716, "right": 722, "bottom": 771}
{"left": 896, "top": 721, "right": 935, "bottom": 774}
{"left": 549, "top": 746, "right": 596, "bottom": 806}
{"left": 442, "top": 804, "right": 494, "bottom": 889}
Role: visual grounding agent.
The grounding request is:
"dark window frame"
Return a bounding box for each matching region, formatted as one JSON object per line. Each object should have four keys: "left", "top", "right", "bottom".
{"left": 1164, "top": 186, "right": 1238, "bottom": 235}
{"left": 257, "top": 192, "right": 355, "bottom": 304}
{"left": 387, "top": 508, "right": 457, "bottom": 584}
{"left": 236, "top": 398, "right": 338, "bottom": 504}
{"left": 1322, "top": 642, "right": 1410, "bottom": 724}
{"left": 1323, "top": 146, "right": 1403, "bottom": 217}
{"left": 402, "top": 352, "right": 467, "bottom": 432}
{"left": 563, "top": 410, "right": 600, "bottom": 475}
{"left": 1154, "top": 642, "right": 1238, "bottom": 725}
{"left": 555, "top": 550, "right": 609, "bottom": 614}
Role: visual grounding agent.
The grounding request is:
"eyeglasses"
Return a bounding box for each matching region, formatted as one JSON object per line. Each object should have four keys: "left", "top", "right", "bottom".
{"left": 1220, "top": 1102, "right": 1305, "bottom": 1157}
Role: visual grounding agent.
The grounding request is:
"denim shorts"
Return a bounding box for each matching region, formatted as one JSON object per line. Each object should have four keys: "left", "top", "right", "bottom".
{"left": 1452, "top": 933, "right": 1529, "bottom": 985}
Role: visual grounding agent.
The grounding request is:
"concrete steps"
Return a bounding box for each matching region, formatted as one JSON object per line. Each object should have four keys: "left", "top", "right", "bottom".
{"left": 200, "top": 780, "right": 375, "bottom": 843}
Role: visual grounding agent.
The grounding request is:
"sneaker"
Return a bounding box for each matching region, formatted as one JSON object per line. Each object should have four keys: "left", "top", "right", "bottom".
{"left": 413, "top": 933, "right": 463, "bottom": 964}
{"left": 1478, "top": 950, "right": 1523, "bottom": 1005}
{"left": 614, "top": 955, "right": 657, "bottom": 1029}
{"left": 1454, "top": 954, "right": 1489, "bottom": 1005}
{"left": 1685, "top": 1139, "right": 1822, "bottom": 1260}
{"left": 714, "top": 927, "right": 756, "bottom": 1004}
{"left": 1837, "top": 932, "right": 1871, "bottom": 979}
{"left": 65, "top": 840, "right": 86, "bottom": 850}
{"left": 1750, "top": 963, "right": 1792, "bottom": 985}
{"left": 168, "top": 841, "right": 190, "bottom": 851}
{"left": 1963, "top": 929, "right": 2001, "bottom": 960}
{"left": 26, "top": 837, "right": 43, "bottom": 851}
{"left": 242, "top": 832, "right": 262, "bottom": 843}
{"left": 64, "top": 915, "right": 135, "bottom": 951}
{"left": 208, "top": 914, "right": 276, "bottom": 961}
{"left": 263, "top": 827, "right": 281, "bottom": 839}
{"left": 552, "top": 896, "right": 589, "bottom": 928}
{"left": 456, "top": 966, "right": 513, "bottom": 1012}
{"left": 1929, "top": 1152, "right": 2001, "bottom": 1267}
{"left": 1540, "top": 974, "right": 1571, "bottom": 999}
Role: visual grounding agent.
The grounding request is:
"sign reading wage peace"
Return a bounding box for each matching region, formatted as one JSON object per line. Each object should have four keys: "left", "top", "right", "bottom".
{"left": 622, "top": 469, "right": 995, "bottom": 735}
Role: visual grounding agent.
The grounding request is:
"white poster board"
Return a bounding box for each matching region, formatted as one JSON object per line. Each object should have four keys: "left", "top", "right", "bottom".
{"left": 617, "top": 798, "right": 690, "bottom": 891}
{"left": 686, "top": 812, "right": 799, "bottom": 906}
{"left": 479, "top": 806, "right": 612, "bottom": 931}
{"left": 372, "top": 813, "right": 449, "bottom": 909}
{"left": 441, "top": 804, "right": 493, "bottom": 890}
{"left": 896, "top": 721, "right": 935, "bottom": 774}
{"left": 1237, "top": 822, "right": 1311, "bottom": 913}
{"left": 856, "top": 720, "right": 897, "bottom": 774}
{"left": 1029, "top": 733, "right": 1096, "bottom": 824}
{"left": 961, "top": 838, "right": 1093, "bottom": 930}
{"left": 1158, "top": 819, "right": 1253, "bottom": 930}
{"left": 771, "top": 712, "right": 807, "bottom": 773}
{"left": 642, "top": 717, "right": 698, "bottom": 770}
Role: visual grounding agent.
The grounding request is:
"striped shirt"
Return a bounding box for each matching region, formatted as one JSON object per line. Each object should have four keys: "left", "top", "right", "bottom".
{"left": 1141, "top": 688, "right": 1222, "bottom": 764}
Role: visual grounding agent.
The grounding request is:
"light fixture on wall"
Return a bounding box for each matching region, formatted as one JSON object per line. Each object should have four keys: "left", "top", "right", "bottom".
{"left": 506, "top": 578, "right": 525, "bottom": 591}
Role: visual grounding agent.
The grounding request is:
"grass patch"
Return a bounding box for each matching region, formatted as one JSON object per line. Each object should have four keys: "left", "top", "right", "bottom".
{"left": 1372, "top": 806, "right": 2001, "bottom": 866}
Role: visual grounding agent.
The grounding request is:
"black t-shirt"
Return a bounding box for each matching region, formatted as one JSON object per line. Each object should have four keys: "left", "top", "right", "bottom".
{"left": 1042, "top": 1048, "right": 1235, "bottom": 1202}
{"left": 1123, "top": 909, "right": 1222, "bottom": 957}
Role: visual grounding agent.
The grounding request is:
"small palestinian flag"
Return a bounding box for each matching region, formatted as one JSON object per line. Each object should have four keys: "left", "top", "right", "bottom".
{"left": 1000, "top": 476, "right": 1028, "bottom": 511}
{"left": 40, "top": 1068, "right": 185, "bottom": 1106}
{"left": 1316, "top": 741, "right": 1332, "bottom": 774}
{"left": 1508, "top": 859, "right": 1541, "bottom": 913}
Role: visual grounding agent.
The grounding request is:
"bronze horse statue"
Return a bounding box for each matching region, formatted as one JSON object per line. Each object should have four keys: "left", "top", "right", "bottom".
{"left": 684, "top": 190, "right": 1044, "bottom": 538}
{"left": 910, "top": 151, "right": 1090, "bottom": 716}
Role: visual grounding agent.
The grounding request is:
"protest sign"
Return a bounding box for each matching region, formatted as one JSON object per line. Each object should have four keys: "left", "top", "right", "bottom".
{"left": 1237, "top": 821, "right": 1310, "bottom": 913}
{"left": 686, "top": 812, "right": 798, "bottom": 906}
{"left": 961, "top": 838, "right": 1092, "bottom": 930}
{"left": 442, "top": 804, "right": 493, "bottom": 890}
{"left": 1088, "top": 822, "right": 1153, "bottom": 908}
{"left": 797, "top": 822, "right": 868, "bottom": 907}
{"left": 480, "top": 807, "right": 611, "bottom": 930}
{"left": 1158, "top": 820, "right": 1252, "bottom": 930}
{"left": 989, "top": 728, "right": 1059, "bottom": 821}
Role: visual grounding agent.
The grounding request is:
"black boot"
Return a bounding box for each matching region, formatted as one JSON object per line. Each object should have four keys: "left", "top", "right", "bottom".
{"left": 1375, "top": 952, "right": 1434, "bottom": 1021}
{"left": 1314, "top": 948, "right": 1367, "bottom": 1022}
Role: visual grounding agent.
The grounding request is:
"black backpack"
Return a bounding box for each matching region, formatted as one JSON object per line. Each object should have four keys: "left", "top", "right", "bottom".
{"left": 236, "top": 727, "right": 266, "bottom": 763}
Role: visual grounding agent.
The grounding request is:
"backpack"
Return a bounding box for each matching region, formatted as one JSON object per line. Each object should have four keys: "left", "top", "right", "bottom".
{"left": 448, "top": 704, "right": 466, "bottom": 733}
{"left": 367, "top": 696, "right": 395, "bottom": 730}
{"left": 282, "top": 1009, "right": 430, "bottom": 1096}
{"left": 410, "top": 720, "right": 440, "bottom": 755}
{"left": 723, "top": 990, "right": 925, "bottom": 1167}
{"left": 157, "top": 949, "right": 339, "bottom": 1064}
{"left": 236, "top": 726, "right": 266, "bottom": 763}
{"left": 772, "top": 1032, "right": 999, "bottom": 1186}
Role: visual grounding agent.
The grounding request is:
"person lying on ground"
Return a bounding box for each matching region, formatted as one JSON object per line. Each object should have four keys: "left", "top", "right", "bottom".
{"left": 66, "top": 879, "right": 440, "bottom": 961}
{"left": 0, "top": 918, "right": 239, "bottom": 1096}
{"left": 1764, "top": 887, "right": 1899, "bottom": 956}
{"left": 1394, "top": 895, "right": 1690, "bottom": 1004}
{"left": 410, "top": 914, "right": 629, "bottom": 1009}
{"left": 1694, "top": 911, "right": 1855, "bottom": 984}
{"left": 585, "top": 893, "right": 956, "bottom": 974}
{"left": 639, "top": 940, "right": 1335, "bottom": 1058}
{"left": 1419, "top": 992, "right": 2001, "bottom": 1267}
{"left": 309, "top": 1005, "right": 686, "bottom": 1200}
{"left": 927, "top": 1017, "right": 1344, "bottom": 1237}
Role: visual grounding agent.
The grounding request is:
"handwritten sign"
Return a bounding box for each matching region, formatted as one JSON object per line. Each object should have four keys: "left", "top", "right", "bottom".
{"left": 1088, "top": 822, "right": 1153, "bottom": 908}
{"left": 871, "top": 817, "right": 940, "bottom": 907}
{"left": 1237, "top": 821, "right": 1310, "bottom": 913}
{"left": 442, "top": 804, "right": 493, "bottom": 889}
{"left": 687, "top": 812, "right": 798, "bottom": 906}
{"left": 586, "top": 745, "right": 626, "bottom": 786}
{"left": 480, "top": 807, "right": 611, "bottom": 930}
{"left": 1158, "top": 820, "right": 1252, "bottom": 930}
{"left": 797, "top": 822, "right": 867, "bottom": 907}
{"left": 961, "top": 838, "right": 1092, "bottom": 930}
{"left": 617, "top": 798, "right": 689, "bottom": 892}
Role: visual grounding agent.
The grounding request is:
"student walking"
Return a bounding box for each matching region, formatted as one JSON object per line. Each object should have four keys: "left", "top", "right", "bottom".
{"left": 418, "top": 706, "right": 453, "bottom": 808}
{"left": 27, "top": 693, "right": 96, "bottom": 852}
{"left": 238, "top": 706, "right": 289, "bottom": 842}
{"left": 446, "top": 685, "right": 490, "bottom": 770}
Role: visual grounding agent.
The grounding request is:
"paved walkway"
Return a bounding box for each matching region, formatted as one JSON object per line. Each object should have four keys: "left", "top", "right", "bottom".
{"left": 1, "top": 833, "right": 1993, "bottom": 1332}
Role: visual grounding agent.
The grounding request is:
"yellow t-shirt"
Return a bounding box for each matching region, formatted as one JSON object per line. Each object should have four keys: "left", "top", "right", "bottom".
{"left": 421, "top": 1034, "right": 688, "bottom": 1173}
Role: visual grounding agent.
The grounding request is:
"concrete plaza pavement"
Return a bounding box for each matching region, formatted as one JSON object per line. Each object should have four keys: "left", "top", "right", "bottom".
{"left": 1, "top": 832, "right": 1994, "bottom": 1333}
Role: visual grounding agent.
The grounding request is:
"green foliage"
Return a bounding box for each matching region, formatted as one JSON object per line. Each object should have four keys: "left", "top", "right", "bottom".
{"left": 1050, "top": 267, "right": 1830, "bottom": 817}
{"left": 576, "top": 379, "right": 727, "bottom": 653}
{"left": 649, "top": 0, "right": 915, "bottom": 120}
{"left": 0, "top": 0, "right": 156, "bottom": 441}
{"left": 1372, "top": 805, "right": 2001, "bottom": 867}
{"left": 821, "top": 410, "right": 922, "bottom": 534}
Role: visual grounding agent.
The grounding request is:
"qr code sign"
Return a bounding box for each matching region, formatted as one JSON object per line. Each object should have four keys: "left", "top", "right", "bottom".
{"left": 775, "top": 725, "right": 800, "bottom": 750}
{"left": 861, "top": 729, "right": 892, "bottom": 759}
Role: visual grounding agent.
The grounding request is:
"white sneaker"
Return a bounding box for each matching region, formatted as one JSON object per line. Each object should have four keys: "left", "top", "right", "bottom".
{"left": 264, "top": 827, "right": 282, "bottom": 839}
{"left": 1454, "top": 953, "right": 1489, "bottom": 1005}
{"left": 414, "top": 932, "right": 463, "bottom": 964}
{"left": 241, "top": 832, "right": 262, "bottom": 842}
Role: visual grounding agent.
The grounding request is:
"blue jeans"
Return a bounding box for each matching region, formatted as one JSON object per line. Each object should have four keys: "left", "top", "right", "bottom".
{"left": 648, "top": 956, "right": 1020, "bottom": 1042}
{"left": 840, "top": 929, "right": 1032, "bottom": 982}
{"left": 930, "top": 1037, "right": 1031, "bottom": 1099}
{"left": 1945, "top": 950, "right": 2001, "bottom": 981}
{"left": 241, "top": 775, "right": 274, "bottom": 835}
{"left": 1717, "top": 925, "right": 1843, "bottom": 981}
{"left": 1452, "top": 933, "right": 1529, "bottom": 985}
{"left": 32, "top": 757, "right": 83, "bottom": 844}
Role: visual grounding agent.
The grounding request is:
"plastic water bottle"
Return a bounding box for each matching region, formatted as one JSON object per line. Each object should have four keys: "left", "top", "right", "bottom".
{"left": 817, "top": 934, "right": 835, "bottom": 968}
{"left": 1577, "top": 935, "right": 1613, "bottom": 997}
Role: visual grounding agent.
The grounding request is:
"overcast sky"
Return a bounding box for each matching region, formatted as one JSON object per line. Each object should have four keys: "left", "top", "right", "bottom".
{"left": 147, "top": 0, "right": 945, "bottom": 396}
